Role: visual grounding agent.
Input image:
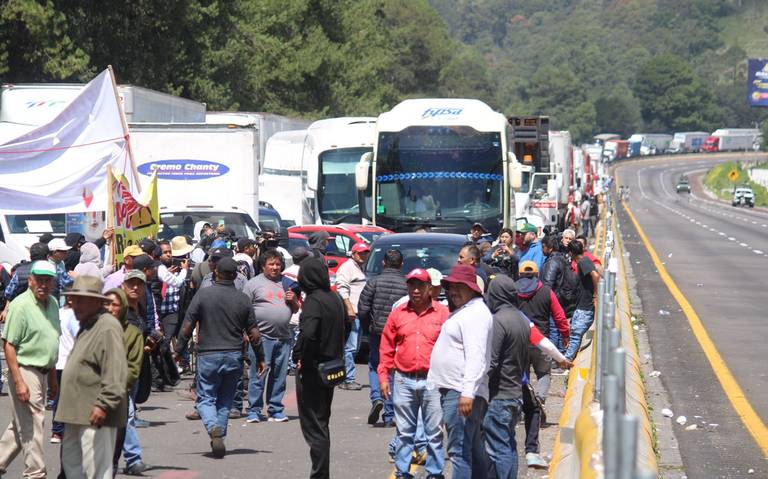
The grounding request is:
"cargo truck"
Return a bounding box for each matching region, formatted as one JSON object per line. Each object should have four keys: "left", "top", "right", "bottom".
{"left": 602, "top": 139, "right": 629, "bottom": 162}
{"left": 668, "top": 131, "right": 708, "bottom": 153}
{"left": 702, "top": 129, "right": 761, "bottom": 152}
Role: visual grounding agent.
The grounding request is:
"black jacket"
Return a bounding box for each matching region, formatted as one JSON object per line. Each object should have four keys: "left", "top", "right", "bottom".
{"left": 485, "top": 274, "right": 530, "bottom": 401}
{"left": 292, "top": 258, "right": 345, "bottom": 368}
{"left": 541, "top": 252, "right": 567, "bottom": 295}
{"left": 357, "top": 267, "right": 407, "bottom": 335}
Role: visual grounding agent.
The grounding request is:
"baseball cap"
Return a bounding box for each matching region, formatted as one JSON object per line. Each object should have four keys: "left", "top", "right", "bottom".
{"left": 519, "top": 260, "right": 539, "bottom": 274}
{"left": 426, "top": 268, "right": 443, "bottom": 287}
{"left": 209, "top": 246, "right": 234, "bottom": 259}
{"left": 133, "top": 254, "right": 160, "bottom": 271}
{"left": 30, "top": 260, "right": 56, "bottom": 277}
{"left": 216, "top": 257, "right": 238, "bottom": 276}
{"left": 351, "top": 242, "right": 371, "bottom": 254}
{"left": 123, "top": 245, "right": 144, "bottom": 257}
{"left": 38, "top": 233, "right": 54, "bottom": 244}
{"left": 471, "top": 222, "right": 487, "bottom": 233}
{"left": 48, "top": 238, "right": 71, "bottom": 252}
{"left": 517, "top": 223, "right": 538, "bottom": 234}
{"left": 139, "top": 238, "right": 157, "bottom": 254}
{"left": 237, "top": 238, "right": 256, "bottom": 252}
{"left": 406, "top": 268, "right": 430, "bottom": 283}
{"left": 124, "top": 270, "right": 146, "bottom": 283}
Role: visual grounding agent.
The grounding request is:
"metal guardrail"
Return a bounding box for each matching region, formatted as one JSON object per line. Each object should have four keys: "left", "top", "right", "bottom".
{"left": 594, "top": 194, "right": 656, "bottom": 479}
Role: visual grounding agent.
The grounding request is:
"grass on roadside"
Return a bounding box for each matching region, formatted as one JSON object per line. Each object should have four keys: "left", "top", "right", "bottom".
{"left": 703, "top": 161, "right": 768, "bottom": 206}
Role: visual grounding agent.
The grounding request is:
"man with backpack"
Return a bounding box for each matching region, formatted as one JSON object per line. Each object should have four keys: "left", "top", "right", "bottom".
{"left": 515, "top": 260, "right": 569, "bottom": 470}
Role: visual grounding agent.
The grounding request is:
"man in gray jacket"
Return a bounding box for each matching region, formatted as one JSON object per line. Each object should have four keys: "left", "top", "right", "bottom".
{"left": 357, "top": 249, "right": 406, "bottom": 427}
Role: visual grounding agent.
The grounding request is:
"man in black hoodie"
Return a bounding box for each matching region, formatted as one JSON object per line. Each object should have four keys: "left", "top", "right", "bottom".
{"left": 357, "top": 249, "right": 407, "bottom": 427}
{"left": 293, "top": 257, "right": 345, "bottom": 479}
{"left": 307, "top": 231, "right": 331, "bottom": 260}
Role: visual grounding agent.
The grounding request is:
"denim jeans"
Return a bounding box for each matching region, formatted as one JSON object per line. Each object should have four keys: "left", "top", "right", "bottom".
{"left": 389, "top": 413, "right": 427, "bottom": 459}
{"left": 196, "top": 350, "right": 242, "bottom": 436}
{"left": 343, "top": 318, "right": 361, "bottom": 383}
{"left": 288, "top": 326, "right": 299, "bottom": 370}
{"left": 123, "top": 384, "right": 142, "bottom": 466}
{"left": 392, "top": 372, "right": 444, "bottom": 478}
{"left": 440, "top": 389, "right": 488, "bottom": 479}
{"left": 484, "top": 398, "right": 523, "bottom": 479}
{"left": 368, "top": 333, "right": 394, "bottom": 422}
{"left": 52, "top": 369, "right": 64, "bottom": 436}
{"left": 248, "top": 337, "right": 291, "bottom": 416}
{"left": 565, "top": 309, "right": 594, "bottom": 360}
{"left": 548, "top": 316, "right": 565, "bottom": 353}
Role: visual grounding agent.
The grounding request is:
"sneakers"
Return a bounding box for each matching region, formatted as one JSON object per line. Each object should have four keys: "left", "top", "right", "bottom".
{"left": 367, "top": 400, "right": 384, "bottom": 425}
{"left": 49, "top": 433, "right": 62, "bottom": 444}
{"left": 338, "top": 381, "right": 363, "bottom": 391}
{"left": 228, "top": 409, "right": 243, "bottom": 419}
{"left": 134, "top": 418, "right": 150, "bottom": 428}
{"left": 412, "top": 450, "right": 427, "bottom": 466}
{"left": 268, "top": 413, "right": 289, "bottom": 423}
{"left": 526, "top": 452, "right": 549, "bottom": 469}
{"left": 550, "top": 367, "right": 569, "bottom": 376}
{"left": 124, "top": 461, "right": 148, "bottom": 476}
{"left": 209, "top": 426, "right": 226, "bottom": 459}
{"left": 246, "top": 412, "right": 265, "bottom": 423}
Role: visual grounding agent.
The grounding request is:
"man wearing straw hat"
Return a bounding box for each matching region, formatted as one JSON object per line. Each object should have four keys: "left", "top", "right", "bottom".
{"left": 0, "top": 260, "right": 60, "bottom": 478}
{"left": 57, "top": 275, "right": 127, "bottom": 479}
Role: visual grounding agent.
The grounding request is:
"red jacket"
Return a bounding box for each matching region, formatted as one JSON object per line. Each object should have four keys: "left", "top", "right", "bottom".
{"left": 377, "top": 299, "right": 449, "bottom": 385}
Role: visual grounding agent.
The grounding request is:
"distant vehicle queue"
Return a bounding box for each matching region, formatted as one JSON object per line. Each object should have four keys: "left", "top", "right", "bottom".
{"left": 0, "top": 79, "right": 760, "bottom": 266}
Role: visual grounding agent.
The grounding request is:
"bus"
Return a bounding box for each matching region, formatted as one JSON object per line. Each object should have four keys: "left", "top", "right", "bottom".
{"left": 303, "top": 117, "right": 376, "bottom": 224}
{"left": 355, "top": 99, "right": 521, "bottom": 235}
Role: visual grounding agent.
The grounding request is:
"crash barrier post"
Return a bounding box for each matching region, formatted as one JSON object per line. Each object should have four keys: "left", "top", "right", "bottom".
{"left": 549, "top": 190, "right": 657, "bottom": 478}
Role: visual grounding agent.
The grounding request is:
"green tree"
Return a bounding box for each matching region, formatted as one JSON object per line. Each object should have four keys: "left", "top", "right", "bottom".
{"left": 634, "top": 53, "right": 719, "bottom": 131}
{"left": 594, "top": 93, "right": 642, "bottom": 137}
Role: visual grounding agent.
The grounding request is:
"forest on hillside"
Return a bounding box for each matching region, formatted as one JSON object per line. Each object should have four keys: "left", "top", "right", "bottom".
{"left": 1, "top": 0, "right": 767, "bottom": 141}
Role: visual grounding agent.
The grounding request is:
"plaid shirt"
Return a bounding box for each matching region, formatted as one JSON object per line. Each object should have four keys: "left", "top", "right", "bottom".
{"left": 158, "top": 265, "right": 187, "bottom": 315}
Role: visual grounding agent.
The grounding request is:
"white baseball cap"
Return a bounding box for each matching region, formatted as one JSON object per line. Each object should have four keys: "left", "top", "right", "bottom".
{"left": 48, "top": 238, "right": 71, "bottom": 252}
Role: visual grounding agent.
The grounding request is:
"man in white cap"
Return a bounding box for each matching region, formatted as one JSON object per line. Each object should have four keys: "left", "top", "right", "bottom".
{"left": 47, "top": 237, "right": 75, "bottom": 300}
{"left": 0, "top": 261, "right": 60, "bottom": 478}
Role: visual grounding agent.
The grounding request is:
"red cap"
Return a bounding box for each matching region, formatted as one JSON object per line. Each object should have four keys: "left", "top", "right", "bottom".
{"left": 441, "top": 264, "right": 482, "bottom": 294}
{"left": 405, "top": 268, "right": 430, "bottom": 283}
{"left": 351, "top": 242, "right": 371, "bottom": 253}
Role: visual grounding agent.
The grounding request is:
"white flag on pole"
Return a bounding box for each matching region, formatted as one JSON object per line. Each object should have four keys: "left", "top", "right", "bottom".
{"left": 0, "top": 69, "right": 131, "bottom": 214}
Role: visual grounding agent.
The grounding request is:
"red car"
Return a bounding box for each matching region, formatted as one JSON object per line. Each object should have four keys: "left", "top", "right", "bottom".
{"left": 288, "top": 224, "right": 392, "bottom": 274}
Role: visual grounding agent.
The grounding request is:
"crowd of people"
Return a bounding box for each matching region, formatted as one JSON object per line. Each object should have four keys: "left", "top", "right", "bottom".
{"left": 0, "top": 194, "right": 604, "bottom": 479}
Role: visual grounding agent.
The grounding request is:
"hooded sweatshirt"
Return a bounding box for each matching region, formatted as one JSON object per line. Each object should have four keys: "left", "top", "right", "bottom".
{"left": 515, "top": 278, "right": 569, "bottom": 338}
{"left": 484, "top": 275, "right": 530, "bottom": 401}
{"left": 307, "top": 230, "right": 330, "bottom": 259}
{"left": 75, "top": 242, "right": 110, "bottom": 279}
{"left": 107, "top": 288, "right": 144, "bottom": 391}
{"left": 292, "top": 258, "right": 345, "bottom": 369}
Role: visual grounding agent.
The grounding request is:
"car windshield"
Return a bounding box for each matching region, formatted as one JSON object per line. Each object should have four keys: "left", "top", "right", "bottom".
{"left": 6, "top": 214, "right": 67, "bottom": 234}
{"left": 258, "top": 211, "right": 281, "bottom": 232}
{"left": 365, "top": 241, "right": 463, "bottom": 276}
{"left": 355, "top": 231, "right": 387, "bottom": 243}
{"left": 158, "top": 212, "right": 259, "bottom": 241}
{"left": 318, "top": 147, "right": 373, "bottom": 223}
{"left": 288, "top": 237, "right": 310, "bottom": 252}
{"left": 376, "top": 126, "right": 503, "bottom": 224}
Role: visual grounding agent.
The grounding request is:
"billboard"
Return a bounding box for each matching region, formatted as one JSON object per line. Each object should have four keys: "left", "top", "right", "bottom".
{"left": 747, "top": 59, "right": 768, "bottom": 107}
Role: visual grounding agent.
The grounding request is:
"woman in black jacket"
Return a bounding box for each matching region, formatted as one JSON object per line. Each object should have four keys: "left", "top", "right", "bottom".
{"left": 293, "top": 257, "right": 345, "bottom": 479}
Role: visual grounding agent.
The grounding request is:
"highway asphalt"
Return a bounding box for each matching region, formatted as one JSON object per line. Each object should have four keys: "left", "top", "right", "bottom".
{"left": 614, "top": 153, "right": 767, "bottom": 478}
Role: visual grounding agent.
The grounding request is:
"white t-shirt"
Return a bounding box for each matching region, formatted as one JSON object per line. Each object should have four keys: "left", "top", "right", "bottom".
{"left": 56, "top": 308, "right": 80, "bottom": 370}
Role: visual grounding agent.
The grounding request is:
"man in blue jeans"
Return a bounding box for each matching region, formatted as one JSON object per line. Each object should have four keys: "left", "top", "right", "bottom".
{"left": 378, "top": 269, "right": 449, "bottom": 478}
{"left": 175, "top": 258, "right": 264, "bottom": 458}
{"left": 427, "top": 264, "right": 493, "bottom": 478}
{"left": 564, "top": 240, "right": 601, "bottom": 361}
{"left": 358, "top": 249, "right": 407, "bottom": 427}
{"left": 243, "top": 249, "right": 299, "bottom": 423}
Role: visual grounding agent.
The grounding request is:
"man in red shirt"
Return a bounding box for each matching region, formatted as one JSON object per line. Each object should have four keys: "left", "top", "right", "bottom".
{"left": 378, "top": 268, "right": 449, "bottom": 479}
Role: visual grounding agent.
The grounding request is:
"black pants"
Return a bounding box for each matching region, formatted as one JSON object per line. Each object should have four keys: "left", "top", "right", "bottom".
{"left": 522, "top": 383, "right": 542, "bottom": 454}
{"left": 296, "top": 369, "right": 334, "bottom": 479}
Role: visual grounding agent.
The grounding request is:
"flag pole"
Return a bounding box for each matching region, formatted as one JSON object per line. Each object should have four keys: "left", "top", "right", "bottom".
{"left": 106, "top": 164, "right": 117, "bottom": 269}
{"left": 107, "top": 65, "right": 142, "bottom": 193}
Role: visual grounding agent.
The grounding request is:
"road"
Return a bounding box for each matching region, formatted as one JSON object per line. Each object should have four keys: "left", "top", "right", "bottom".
{"left": 614, "top": 154, "right": 768, "bottom": 478}
{"left": 0, "top": 360, "right": 565, "bottom": 478}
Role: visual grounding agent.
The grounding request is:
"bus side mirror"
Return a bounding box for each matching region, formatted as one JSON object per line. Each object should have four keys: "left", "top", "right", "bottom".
{"left": 508, "top": 156, "right": 522, "bottom": 189}
{"left": 356, "top": 152, "right": 372, "bottom": 191}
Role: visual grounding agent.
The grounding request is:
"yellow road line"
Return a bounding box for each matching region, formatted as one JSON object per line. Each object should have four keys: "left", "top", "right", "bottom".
{"left": 616, "top": 172, "right": 768, "bottom": 456}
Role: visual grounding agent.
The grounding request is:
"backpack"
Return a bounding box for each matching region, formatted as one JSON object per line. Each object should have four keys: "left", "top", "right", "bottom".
{"left": 557, "top": 257, "right": 582, "bottom": 316}
{"left": 236, "top": 259, "right": 253, "bottom": 280}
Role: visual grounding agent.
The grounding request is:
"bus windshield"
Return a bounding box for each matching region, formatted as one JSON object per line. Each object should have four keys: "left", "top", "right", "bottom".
{"left": 375, "top": 126, "right": 503, "bottom": 223}
{"left": 318, "top": 147, "right": 372, "bottom": 223}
